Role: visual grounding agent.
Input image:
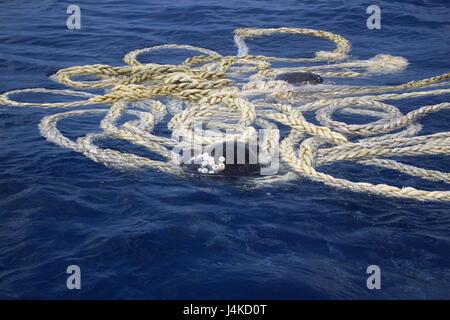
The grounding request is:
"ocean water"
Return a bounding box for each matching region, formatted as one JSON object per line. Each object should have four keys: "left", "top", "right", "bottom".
{"left": 0, "top": 0, "right": 449, "bottom": 299}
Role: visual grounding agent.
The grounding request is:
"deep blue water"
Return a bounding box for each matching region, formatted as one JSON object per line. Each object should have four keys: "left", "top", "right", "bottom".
{"left": 1, "top": 0, "right": 450, "bottom": 299}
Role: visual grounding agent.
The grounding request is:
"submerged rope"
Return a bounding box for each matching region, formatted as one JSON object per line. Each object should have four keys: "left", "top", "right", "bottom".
{"left": 1, "top": 27, "right": 449, "bottom": 201}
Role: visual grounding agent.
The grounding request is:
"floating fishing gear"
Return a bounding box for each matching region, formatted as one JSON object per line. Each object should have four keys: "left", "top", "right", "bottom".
{"left": 189, "top": 152, "right": 226, "bottom": 175}
{"left": 183, "top": 141, "right": 261, "bottom": 176}
{"left": 1, "top": 27, "right": 449, "bottom": 201}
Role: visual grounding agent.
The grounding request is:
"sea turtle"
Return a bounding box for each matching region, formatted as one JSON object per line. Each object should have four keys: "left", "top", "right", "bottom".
{"left": 182, "top": 73, "right": 323, "bottom": 177}
{"left": 276, "top": 72, "right": 323, "bottom": 85}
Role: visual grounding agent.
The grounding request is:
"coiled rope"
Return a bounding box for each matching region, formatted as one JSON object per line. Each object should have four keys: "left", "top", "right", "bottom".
{"left": 1, "top": 27, "right": 449, "bottom": 201}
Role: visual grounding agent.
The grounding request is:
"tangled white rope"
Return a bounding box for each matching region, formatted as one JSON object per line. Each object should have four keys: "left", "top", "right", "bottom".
{"left": 1, "top": 27, "right": 449, "bottom": 201}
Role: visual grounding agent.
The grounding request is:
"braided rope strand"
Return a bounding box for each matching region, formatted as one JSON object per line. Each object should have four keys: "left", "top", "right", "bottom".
{"left": 1, "top": 27, "right": 449, "bottom": 201}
